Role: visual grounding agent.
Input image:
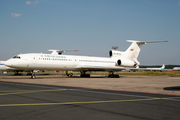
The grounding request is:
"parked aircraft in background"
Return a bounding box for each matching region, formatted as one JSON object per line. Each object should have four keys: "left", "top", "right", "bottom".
{"left": 145, "top": 64, "right": 165, "bottom": 72}
{"left": 0, "top": 60, "right": 39, "bottom": 75}
{"left": 0, "top": 61, "right": 15, "bottom": 74}
{"left": 129, "top": 64, "right": 172, "bottom": 72}
{"left": 4, "top": 40, "right": 168, "bottom": 78}
{"left": 172, "top": 67, "right": 180, "bottom": 71}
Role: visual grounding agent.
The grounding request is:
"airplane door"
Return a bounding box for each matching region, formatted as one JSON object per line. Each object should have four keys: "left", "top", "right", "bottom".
{"left": 32, "top": 55, "right": 37, "bottom": 63}
{"left": 73, "top": 57, "right": 78, "bottom": 66}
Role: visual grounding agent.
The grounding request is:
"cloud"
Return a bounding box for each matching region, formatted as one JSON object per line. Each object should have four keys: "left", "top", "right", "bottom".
{"left": 26, "top": 1, "right": 40, "bottom": 6}
{"left": 26, "top": 1, "right": 31, "bottom": 5}
{"left": 11, "top": 13, "right": 22, "bottom": 17}
{"left": 34, "top": 1, "right": 40, "bottom": 5}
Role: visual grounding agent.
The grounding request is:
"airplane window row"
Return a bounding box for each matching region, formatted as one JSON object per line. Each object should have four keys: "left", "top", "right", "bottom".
{"left": 39, "top": 58, "right": 72, "bottom": 61}
{"left": 79, "top": 60, "right": 114, "bottom": 63}
{"left": 113, "top": 53, "right": 121, "bottom": 55}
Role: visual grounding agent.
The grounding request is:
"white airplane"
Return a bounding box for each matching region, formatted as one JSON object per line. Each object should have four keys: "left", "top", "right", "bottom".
{"left": 4, "top": 40, "right": 168, "bottom": 78}
{"left": 125, "top": 64, "right": 167, "bottom": 72}
{"left": 172, "top": 67, "right": 180, "bottom": 71}
{"left": 145, "top": 64, "right": 165, "bottom": 72}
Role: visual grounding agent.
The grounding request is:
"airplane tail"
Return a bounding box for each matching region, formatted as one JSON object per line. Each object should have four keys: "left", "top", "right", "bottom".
{"left": 124, "top": 40, "right": 168, "bottom": 63}
{"left": 161, "top": 64, "right": 165, "bottom": 70}
{"left": 109, "top": 40, "right": 168, "bottom": 66}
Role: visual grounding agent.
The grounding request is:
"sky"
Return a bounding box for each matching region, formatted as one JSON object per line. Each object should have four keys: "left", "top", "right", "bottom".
{"left": 0, "top": 0, "right": 180, "bottom": 65}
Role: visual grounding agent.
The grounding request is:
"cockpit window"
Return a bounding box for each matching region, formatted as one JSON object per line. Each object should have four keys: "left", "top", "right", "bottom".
{"left": 13, "top": 55, "right": 21, "bottom": 59}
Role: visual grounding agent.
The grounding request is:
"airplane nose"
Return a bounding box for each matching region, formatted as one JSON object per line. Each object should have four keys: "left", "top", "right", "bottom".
{"left": 4, "top": 60, "right": 13, "bottom": 67}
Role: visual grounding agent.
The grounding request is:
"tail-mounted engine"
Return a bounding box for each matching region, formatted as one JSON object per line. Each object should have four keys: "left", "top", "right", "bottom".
{"left": 116, "top": 59, "right": 137, "bottom": 67}
{"left": 109, "top": 50, "right": 138, "bottom": 67}
{"left": 109, "top": 50, "right": 122, "bottom": 57}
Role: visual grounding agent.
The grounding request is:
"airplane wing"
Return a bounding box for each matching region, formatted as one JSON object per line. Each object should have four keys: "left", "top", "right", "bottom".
{"left": 48, "top": 50, "right": 78, "bottom": 55}
{"left": 75, "top": 65, "right": 166, "bottom": 71}
{"left": 75, "top": 65, "right": 126, "bottom": 71}
{"left": 75, "top": 65, "right": 167, "bottom": 72}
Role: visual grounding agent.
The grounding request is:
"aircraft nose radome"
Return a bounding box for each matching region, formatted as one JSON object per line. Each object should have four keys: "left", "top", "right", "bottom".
{"left": 4, "top": 61, "right": 13, "bottom": 67}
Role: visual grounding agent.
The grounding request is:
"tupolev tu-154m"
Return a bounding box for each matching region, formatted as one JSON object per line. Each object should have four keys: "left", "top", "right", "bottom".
{"left": 4, "top": 40, "right": 168, "bottom": 78}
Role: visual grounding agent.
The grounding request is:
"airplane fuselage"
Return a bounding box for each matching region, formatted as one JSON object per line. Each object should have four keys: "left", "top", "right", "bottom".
{"left": 5, "top": 53, "right": 124, "bottom": 71}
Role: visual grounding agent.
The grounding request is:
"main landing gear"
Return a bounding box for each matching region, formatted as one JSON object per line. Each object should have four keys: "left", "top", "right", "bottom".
{"left": 80, "top": 71, "right": 90, "bottom": 77}
{"left": 108, "top": 71, "right": 120, "bottom": 78}
{"left": 14, "top": 71, "right": 22, "bottom": 75}
{"left": 66, "top": 71, "right": 73, "bottom": 77}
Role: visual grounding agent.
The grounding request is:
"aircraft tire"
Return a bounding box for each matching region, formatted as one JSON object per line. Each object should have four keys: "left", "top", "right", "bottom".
{"left": 70, "top": 73, "right": 73, "bottom": 77}
{"left": 31, "top": 74, "right": 36, "bottom": 79}
{"left": 80, "top": 74, "right": 90, "bottom": 77}
{"left": 108, "top": 74, "right": 119, "bottom": 78}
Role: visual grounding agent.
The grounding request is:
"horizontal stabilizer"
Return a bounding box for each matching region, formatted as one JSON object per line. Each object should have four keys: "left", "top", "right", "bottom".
{"left": 127, "top": 40, "right": 168, "bottom": 44}
{"left": 48, "top": 50, "right": 78, "bottom": 55}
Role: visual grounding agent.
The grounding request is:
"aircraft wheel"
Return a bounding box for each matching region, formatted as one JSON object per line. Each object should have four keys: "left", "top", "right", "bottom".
{"left": 108, "top": 74, "right": 119, "bottom": 78}
{"left": 115, "top": 75, "right": 120, "bottom": 78}
{"left": 108, "top": 75, "right": 112, "bottom": 78}
{"left": 69, "top": 73, "right": 73, "bottom": 77}
{"left": 80, "top": 74, "right": 90, "bottom": 77}
{"left": 31, "top": 74, "right": 36, "bottom": 79}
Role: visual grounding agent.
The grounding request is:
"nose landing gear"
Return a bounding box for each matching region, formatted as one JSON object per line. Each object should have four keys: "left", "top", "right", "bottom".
{"left": 31, "top": 71, "right": 36, "bottom": 79}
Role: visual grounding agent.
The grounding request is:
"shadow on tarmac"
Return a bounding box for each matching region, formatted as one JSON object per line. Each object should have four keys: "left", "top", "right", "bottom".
{"left": 0, "top": 73, "right": 126, "bottom": 79}
{"left": 164, "top": 86, "right": 180, "bottom": 91}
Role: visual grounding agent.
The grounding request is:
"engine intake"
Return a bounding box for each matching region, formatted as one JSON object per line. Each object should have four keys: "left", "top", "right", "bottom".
{"left": 109, "top": 50, "right": 122, "bottom": 57}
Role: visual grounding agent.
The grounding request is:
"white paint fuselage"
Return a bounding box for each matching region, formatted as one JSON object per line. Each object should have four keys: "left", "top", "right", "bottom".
{"left": 4, "top": 53, "right": 121, "bottom": 71}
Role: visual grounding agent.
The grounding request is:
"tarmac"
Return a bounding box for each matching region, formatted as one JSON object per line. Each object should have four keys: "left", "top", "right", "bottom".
{"left": 1, "top": 73, "right": 180, "bottom": 120}
{"left": 0, "top": 73, "right": 180, "bottom": 96}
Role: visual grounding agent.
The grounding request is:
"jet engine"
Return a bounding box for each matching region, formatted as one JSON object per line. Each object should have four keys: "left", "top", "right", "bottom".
{"left": 109, "top": 50, "right": 122, "bottom": 57}
{"left": 116, "top": 59, "right": 136, "bottom": 67}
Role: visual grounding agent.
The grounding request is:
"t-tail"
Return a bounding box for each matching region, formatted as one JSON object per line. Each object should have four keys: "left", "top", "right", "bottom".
{"left": 109, "top": 40, "right": 168, "bottom": 67}
{"left": 161, "top": 64, "right": 165, "bottom": 70}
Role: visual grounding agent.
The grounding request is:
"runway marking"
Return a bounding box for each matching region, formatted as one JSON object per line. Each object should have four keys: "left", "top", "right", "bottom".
{"left": 75, "top": 89, "right": 180, "bottom": 101}
{"left": 0, "top": 81, "right": 62, "bottom": 89}
{"left": 0, "top": 89, "right": 74, "bottom": 96}
{"left": 0, "top": 96, "right": 180, "bottom": 107}
{"left": 75, "top": 89, "right": 155, "bottom": 98}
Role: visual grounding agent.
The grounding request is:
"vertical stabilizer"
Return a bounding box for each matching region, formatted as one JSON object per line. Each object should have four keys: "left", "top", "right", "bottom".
{"left": 123, "top": 40, "right": 168, "bottom": 65}
{"left": 161, "top": 64, "right": 165, "bottom": 70}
